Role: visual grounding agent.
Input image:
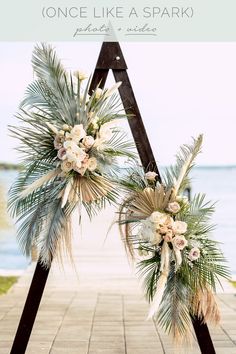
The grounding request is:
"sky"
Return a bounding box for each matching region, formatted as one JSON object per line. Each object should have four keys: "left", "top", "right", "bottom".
{"left": 0, "top": 42, "right": 236, "bottom": 166}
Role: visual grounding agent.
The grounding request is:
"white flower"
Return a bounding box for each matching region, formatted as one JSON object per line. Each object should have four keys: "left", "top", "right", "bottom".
{"left": 139, "top": 220, "right": 162, "bottom": 245}
{"left": 139, "top": 220, "right": 153, "bottom": 241}
{"left": 188, "top": 247, "right": 201, "bottom": 261}
{"left": 94, "top": 88, "right": 103, "bottom": 100}
{"left": 64, "top": 140, "right": 80, "bottom": 154}
{"left": 98, "top": 124, "right": 113, "bottom": 142}
{"left": 149, "top": 211, "right": 163, "bottom": 223}
{"left": 76, "top": 148, "right": 87, "bottom": 162}
{"left": 87, "top": 157, "right": 97, "bottom": 171}
{"left": 172, "top": 235, "right": 188, "bottom": 250}
{"left": 66, "top": 151, "right": 78, "bottom": 163}
{"left": 57, "top": 148, "right": 67, "bottom": 160}
{"left": 82, "top": 135, "right": 95, "bottom": 149}
{"left": 74, "top": 70, "right": 88, "bottom": 81}
{"left": 167, "top": 202, "right": 181, "bottom": 214}
{"left": 70, "top": 124, "right": 86, "bottom": 141}
{"left": 173, "top": 221, "right": 187, "bottom": 234}
{"left": 149, "top": 212, "right": 173, "bottom": 227}
{"left": 61, "top": 160, "right": 74, "bottom": 173}
{"left": 145, "top": 171, "right": 158, "bottom": 181}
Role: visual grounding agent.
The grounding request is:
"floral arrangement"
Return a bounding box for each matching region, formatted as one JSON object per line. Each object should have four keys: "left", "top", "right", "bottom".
{"left": 119, "top": 135, "right": 229, "bottom": 343}
{"left": 8, "top": 44, "right": 135, "bottom": 267}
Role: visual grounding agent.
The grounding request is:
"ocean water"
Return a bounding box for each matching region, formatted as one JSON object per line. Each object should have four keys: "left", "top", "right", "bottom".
{"left": 0, "top": 167, "right": 235, "bottom": 275}
{"left": 0, "top": 171, "right": 29, "bottom": 272}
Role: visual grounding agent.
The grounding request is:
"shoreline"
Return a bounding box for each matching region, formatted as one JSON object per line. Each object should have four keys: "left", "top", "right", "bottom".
{"left": 0, "top": 266, "right": 236, "bottom": 294}
{"left": 0, "top": 269, "right": 25, "bottom": 276}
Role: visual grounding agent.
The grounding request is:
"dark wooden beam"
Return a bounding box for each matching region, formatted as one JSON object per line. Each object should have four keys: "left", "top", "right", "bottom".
{"left": 90, "top": 42, "right": 161, "bottom": 181}
{"left": 192, "top": 316, "right": 216, "bottom": 354}
{"left": 10, "top": 261, "right": 50, "bottom": 354}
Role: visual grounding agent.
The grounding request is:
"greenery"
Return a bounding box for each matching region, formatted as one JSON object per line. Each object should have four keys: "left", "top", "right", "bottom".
{"left": 0, "top": 276, "right": 18, "bottom": 295}
{"left": 119, "top": 135, "right": 230, "bottom": 343}
{"left": 8, "top": 43, "right": 136, "bottom": 268}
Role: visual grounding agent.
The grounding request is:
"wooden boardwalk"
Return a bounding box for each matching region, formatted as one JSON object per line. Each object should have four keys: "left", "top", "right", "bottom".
{"left": 0, "top": 210, "right": 236, "bottom": 354}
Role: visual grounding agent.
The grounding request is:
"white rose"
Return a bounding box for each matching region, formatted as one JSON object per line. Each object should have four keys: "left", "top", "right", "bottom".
{"left": 149, "top": 212, "right": 173, "bottom": 227}
{"left": 188, "top": 247, "right": 201, "bottom": 261}
{"left": 87, "top": 157, "right": 97, "bottom": 172}
{"left": 94, "top": 88, "right": 103, "bottom": 100}
{"left": 70, "top": 124, "right": 86, "bottom": 141}
{"left": 64, "top": 140, "right": 80, "bottom": 154}
{"left": 74, "top": 70, "right": 88, "bottom": 81}
{"left": 173, "top": 221, "right": 187, "bottom": 235}
{"left": 139, "top": 226, "right": 153, "bottom": 243}
{"left": 66, "top": 151, "right": 78, "bottom": 163}
{"left": 145, "top": 171, "right": 158, "bottom": 181}
{"left": 139, "top": 220, "right": 152, "bottom": 240}
{"left": 172, "top": 235, "right": 188, "bottom": 250}
{"left": 167, "top": 202, "right": 181, "bottom": 214}
{"left": 82, "top": 135, "right": 95, "bottom": 149}
{"left": 61, "top": 160, "right": 74, "bottom": 173}
{"left": 74, "top": 159, "right": 82, "bottom": 169}
{"left": 75, "top": 148, "right": 87, "bottom": 162}
{"left": 149, "top": 211, "right": 163, "bottom": 223}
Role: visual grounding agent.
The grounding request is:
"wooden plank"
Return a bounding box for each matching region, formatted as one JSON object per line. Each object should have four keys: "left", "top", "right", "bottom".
{"left": 10, "top": 261, "right": 50, "bottom": 354}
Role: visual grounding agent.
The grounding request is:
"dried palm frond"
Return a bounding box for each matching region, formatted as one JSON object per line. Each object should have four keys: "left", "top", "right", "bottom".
{"left": 118, "top": 135, "right": 230, "bottom": 344}
{"left": 191, "top": 287, "right": 221, "bottom": 325}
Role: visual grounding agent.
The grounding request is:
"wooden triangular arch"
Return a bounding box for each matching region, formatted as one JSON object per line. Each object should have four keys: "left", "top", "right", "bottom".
{"left": 10, "top": 42, "right": 215, "bottom": 354}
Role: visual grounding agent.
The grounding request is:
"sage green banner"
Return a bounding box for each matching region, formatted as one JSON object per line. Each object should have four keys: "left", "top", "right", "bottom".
{"left": 0, "top": 0, "right": 235, "bottom": 41}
